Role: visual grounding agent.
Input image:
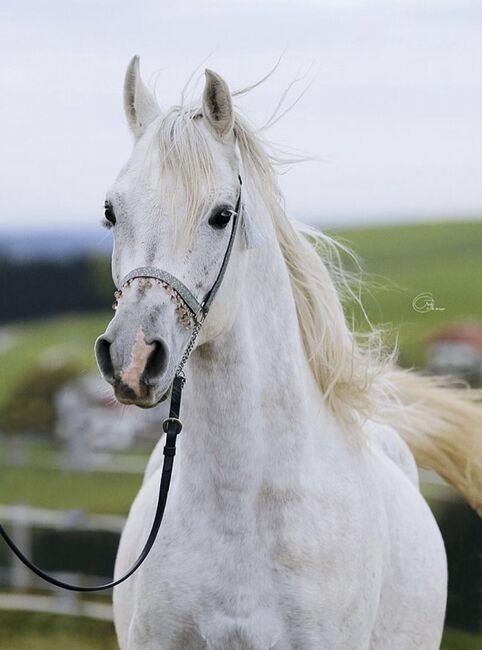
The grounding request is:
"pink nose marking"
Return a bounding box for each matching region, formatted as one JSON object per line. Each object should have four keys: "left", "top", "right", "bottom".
{"left": 120, "top": 328, "right": 154, "bottom": 396}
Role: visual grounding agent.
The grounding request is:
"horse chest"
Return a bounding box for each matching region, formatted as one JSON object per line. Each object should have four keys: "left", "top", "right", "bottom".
{"left": 123, "top": 499, "right": 285, "bottom": 649}
{"left": 118, "top": 457, "right": 386, "bottom": 650}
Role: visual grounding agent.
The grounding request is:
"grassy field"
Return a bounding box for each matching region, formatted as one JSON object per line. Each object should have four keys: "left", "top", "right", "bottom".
{"left": 0, "top": 611, "right": 118, "bottom": 650}
{"left": 0, "top": 312, "right": 111, "bottom": 408}
{"left": 0, "top": 441, "right": 146, "bottom": 514}
{"left": 0, "top": 464, "right": 143, "bottom": 515}
{"left": 0, "top": 219, "right": 480, "bottom": 514}
{"left": 0, "top": 219, "right": 481, "bottom": 413}
{"left": 0, "top": 219, "right": 480, "bottom": 509}
{"left": 0, "top": 611, "right": 479, "bottom": 650}
{"left": 330, "top": 219, "right": 482, "bottom": 367}
{"left": 0, "top": 219, "right": 481, "bottom": 648}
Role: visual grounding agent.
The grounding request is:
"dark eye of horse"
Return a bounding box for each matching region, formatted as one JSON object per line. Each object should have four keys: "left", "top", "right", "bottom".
{"left": 209, "top": 207, "right": 234, "bottom": 230}
{"left": 103, "top": 201, "right": 116, "bottom": 228}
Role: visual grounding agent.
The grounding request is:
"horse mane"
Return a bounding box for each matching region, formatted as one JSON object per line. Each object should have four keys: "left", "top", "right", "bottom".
{"left": 147, "top": 103, "right": 399, "bottom": 430}
{"left": 141, "top": 85, "right": 482, "bottom": 509}
{"left": 233, "top": 114, "right": 401, "bottom": 430}
{"left": 233, "top": 115, "right": 482, "bottom": 517}
{"left": 234, "top": 110, "right": 482, "bottom": 513}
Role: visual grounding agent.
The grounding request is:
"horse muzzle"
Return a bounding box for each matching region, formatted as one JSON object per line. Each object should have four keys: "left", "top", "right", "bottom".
{"left": 95, "top": 322, "right": 173, "bottom": 408}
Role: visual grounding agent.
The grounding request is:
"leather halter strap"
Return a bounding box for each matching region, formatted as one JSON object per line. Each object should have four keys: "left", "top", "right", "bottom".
{"left": 202, "top": 179, "right": 242, "bottom": 314}
{"left": 0, "top": 177, "right": 243, "bottom": 592}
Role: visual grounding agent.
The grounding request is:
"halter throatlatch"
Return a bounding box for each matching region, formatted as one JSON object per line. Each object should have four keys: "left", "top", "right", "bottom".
{"left": 0, "top": 177, "right": 243, "bottom": 592}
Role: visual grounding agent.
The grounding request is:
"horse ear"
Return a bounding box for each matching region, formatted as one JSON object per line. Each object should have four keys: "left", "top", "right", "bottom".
{"left": 124, "top": 56, "right": 160, "bottom": 138}
{"left": 202, "top": 69, "right": 234, "bottom": 139}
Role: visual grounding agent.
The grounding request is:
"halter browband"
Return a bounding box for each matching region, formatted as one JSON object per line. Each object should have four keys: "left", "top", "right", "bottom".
{"left": 0, "top": 176, "right": 243, "bottom": 592}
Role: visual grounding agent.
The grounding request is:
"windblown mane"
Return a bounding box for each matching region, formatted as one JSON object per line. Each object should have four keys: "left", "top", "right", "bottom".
{"left": 145, "top": 89, "right": 482, "bottom": 511}
{"left": 234, "top": 115, "right": 402, "bottom": 430}
{"left": 235, "top": 110, "right": 482, "bottom": 513}
{"left": 151, "top": 104, "right": 397, "bottom": 429}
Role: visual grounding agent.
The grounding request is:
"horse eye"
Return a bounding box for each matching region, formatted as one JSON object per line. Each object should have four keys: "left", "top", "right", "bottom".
{"left": 103, "top": 201, "right": 116, "bottom": 228}
{"left": 208, "top": 207, "right": 234, "bottom": 230}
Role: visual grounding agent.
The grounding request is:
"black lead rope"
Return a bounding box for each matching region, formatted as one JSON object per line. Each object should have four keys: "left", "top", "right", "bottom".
{"left": 0, "top": 177, "right": 243, "bottom": 592}
{"left": 0, "top": 374, "right": 185, "bottom": 592}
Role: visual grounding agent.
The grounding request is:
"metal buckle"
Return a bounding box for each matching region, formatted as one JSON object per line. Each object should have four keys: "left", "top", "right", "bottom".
{"left": 162, "top": 417, "right": 183, "bottom": 435}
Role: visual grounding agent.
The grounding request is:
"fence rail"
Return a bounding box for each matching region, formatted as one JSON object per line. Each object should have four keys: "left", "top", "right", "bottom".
{"left": 0, "top": 592, "right": 113, "bottom": 621}
{"left": 0, "top": 504, "right": 125, "bottom": 621}
{"left": 0, "top": 504, "right": 125, "bottom": 532}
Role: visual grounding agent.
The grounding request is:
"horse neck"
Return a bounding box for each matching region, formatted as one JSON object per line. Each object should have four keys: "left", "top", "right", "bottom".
{"left": 179, "top": 235, "right": 334, "bottom": 503}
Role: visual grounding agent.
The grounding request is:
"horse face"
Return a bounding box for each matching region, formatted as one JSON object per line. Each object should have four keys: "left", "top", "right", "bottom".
{"left": 95, "top": 58, "right": 246, "bottom": 407}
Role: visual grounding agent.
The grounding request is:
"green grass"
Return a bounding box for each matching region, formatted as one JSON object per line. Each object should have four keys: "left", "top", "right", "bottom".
{"left": 0, "top": 611, "right": 479, "bottom": 650}
{"left": 0, "top": 221, "right": 481, "bottom": 646}
{"left": 0, "top": 611, "right": 118, "bottom": 650}
{"left": 0, "top": 219, "right": 480, "bottom": 513}
{"left": 442, "top": 626, "right": 482, "bottom": 650}
{"left": 0, "top": 464, "right": 143, "bottom": 515}
{"left": 0, "top": 312, "right": 147, "bottom": 515}
{"left": 1, "top": 220, "right": 482, "bottom": 646}
{"left": 1, "top": 220, "right": 481, "bottom": 410}
{"left": 0, "top": 439, "right": 150, "bottom": 467}
{"left": 328, "top": 219, "right": 482, "bottom": 367}
{"left": 0, "top": 312, "right": 110, "bottom": 408}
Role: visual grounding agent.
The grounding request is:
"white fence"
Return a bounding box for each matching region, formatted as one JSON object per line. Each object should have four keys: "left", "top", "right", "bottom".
{"left": 0, "top": 504, "right": 126, "bottom": 621}
{"left": 0, "top": 593, "right": 113, "bottom": 621}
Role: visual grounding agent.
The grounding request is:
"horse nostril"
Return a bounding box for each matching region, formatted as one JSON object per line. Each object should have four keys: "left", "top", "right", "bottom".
{"left": 95, "top": 336, "right": 115, "bottom": 383}
{"left": 143, "top": 339, "right": 169, "bottom": 384}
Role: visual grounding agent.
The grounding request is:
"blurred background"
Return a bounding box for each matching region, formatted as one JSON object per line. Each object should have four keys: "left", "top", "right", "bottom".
{"left": 0, "top": 1, "right": 481, "bottom": 648}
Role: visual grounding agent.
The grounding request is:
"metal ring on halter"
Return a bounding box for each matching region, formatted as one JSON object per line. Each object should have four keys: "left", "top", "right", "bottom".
{"left": 162, "top": 417, "right": 183, "bottom": 435}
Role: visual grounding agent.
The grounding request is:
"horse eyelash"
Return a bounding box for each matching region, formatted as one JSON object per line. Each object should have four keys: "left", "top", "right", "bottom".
{"left": 102, "top": 218, "right": 113, "bottom": 230}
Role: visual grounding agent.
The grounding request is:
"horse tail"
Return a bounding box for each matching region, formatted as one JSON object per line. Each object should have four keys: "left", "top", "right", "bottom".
{"left": 382, "top": 368, "right": 482, "bottom": 515}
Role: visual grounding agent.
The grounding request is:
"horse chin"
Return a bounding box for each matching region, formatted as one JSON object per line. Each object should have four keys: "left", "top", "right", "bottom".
{"left": 135, "top": 387, "right": 171, "bottom": 409}
{"left": 112, "top": 380, "right": 172, "bottom": 409}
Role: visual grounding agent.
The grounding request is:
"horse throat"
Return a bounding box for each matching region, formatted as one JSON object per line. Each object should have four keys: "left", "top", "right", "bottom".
{"left": 178, "top": 239, "right": 327, "bottom": 498}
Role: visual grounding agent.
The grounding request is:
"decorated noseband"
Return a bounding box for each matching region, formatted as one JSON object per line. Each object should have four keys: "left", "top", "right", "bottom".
{"left": 113, "top": 268, "right": 202, "bottom": 328}
{"left": 112, "top": 176, "right": 243, "bottom": 333}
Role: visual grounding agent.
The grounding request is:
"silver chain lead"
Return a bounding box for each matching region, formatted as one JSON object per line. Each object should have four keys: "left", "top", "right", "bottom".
{"left": 175, "top": 319, "right": 203, "bottom": 378}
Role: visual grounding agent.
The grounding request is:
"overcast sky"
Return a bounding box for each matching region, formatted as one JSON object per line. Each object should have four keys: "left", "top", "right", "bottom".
{"left": 0, "top": 0, "right": 481, "bottom": 232}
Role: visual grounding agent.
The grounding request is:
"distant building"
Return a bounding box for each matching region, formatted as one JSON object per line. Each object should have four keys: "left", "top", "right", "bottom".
{"left": 55, "top": 373, "right": 167, "bottom": 462}
{"left": 426, "top": 323, "right": 482, "bottom": 385}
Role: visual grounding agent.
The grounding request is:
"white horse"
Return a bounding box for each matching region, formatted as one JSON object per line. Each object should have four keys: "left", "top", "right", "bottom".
{"left": 95, "top": 57, "right": 482, "bottom": 650}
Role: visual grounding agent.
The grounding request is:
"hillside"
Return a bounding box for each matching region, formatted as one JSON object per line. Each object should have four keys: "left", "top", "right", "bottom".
{"left": 329, "top": 219, "right": 482, "bottom": 367}
{"left": 0, "top": 219, "right": 481, "bottom": 409}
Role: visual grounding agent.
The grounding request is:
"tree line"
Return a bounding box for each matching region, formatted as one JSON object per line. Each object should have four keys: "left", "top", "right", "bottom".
{"left": 0, "top": 254, "right": 114, "bottom": 324}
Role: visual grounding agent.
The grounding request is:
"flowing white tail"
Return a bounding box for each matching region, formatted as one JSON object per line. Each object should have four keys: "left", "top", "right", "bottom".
{"left": 384, "top": 369, "right": 482, "bottom": 515}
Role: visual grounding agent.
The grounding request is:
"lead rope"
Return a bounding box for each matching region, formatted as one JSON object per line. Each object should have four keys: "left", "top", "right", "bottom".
{"left": 0, "top": 373, "right": 185, "bottom": 592}
{"left": 0, "top": 293, "right": 208, "bottom": 592}
{"left": 0, "top": 178, "right": 241, "bottom": 592}
{"left": 0, "top": 323, "right": 204, "bottom": 592}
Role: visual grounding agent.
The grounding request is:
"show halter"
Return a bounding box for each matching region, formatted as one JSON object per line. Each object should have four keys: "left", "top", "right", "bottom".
{"left": 0, "top": 177, "right": 243, "bottom": 592}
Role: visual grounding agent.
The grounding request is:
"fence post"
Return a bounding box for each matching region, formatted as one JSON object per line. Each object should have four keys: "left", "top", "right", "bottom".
{"left": 10, "top": 505, "right": 34, "bottom": 591}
